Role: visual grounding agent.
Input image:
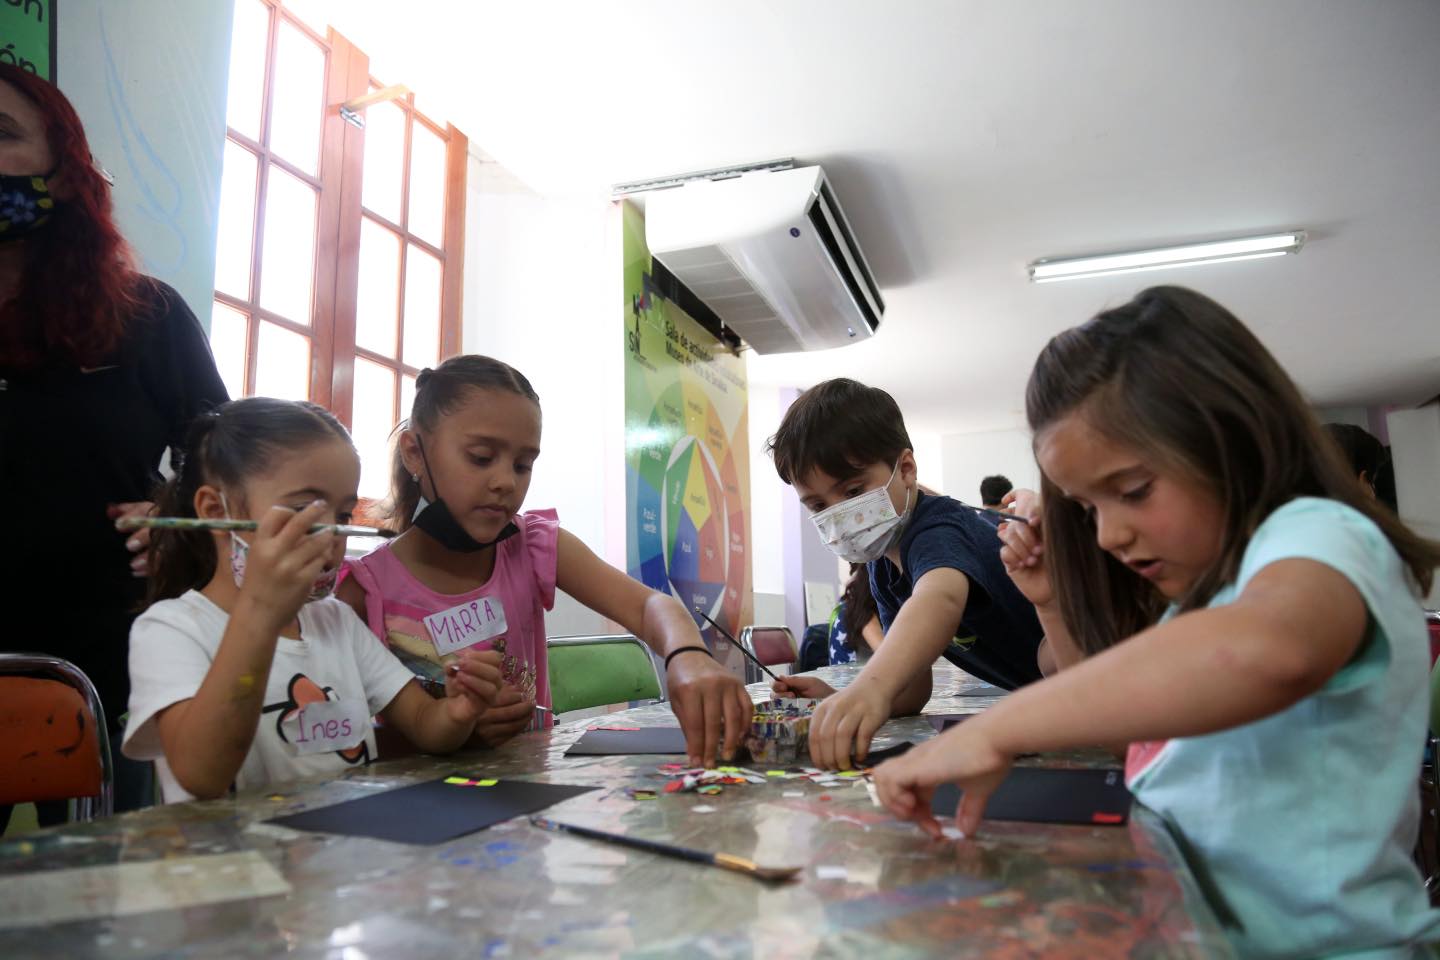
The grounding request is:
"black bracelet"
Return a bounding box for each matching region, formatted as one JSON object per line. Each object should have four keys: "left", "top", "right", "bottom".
{"left": 664, "top": 645, "right": 713, "bottom": 671}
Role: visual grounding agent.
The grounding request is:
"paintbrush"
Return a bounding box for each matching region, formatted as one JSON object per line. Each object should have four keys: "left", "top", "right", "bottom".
{"left": 693, "top": 610, "right": 780, "bottom": 683}
{"left": 529, "top": 816, "right": 801, "bottom": 883}
{"left": 958, "top": 502, "right": 1031, "bottom": 525}
{"left": 117, "top": 516, "right": 396, "bottom": 538}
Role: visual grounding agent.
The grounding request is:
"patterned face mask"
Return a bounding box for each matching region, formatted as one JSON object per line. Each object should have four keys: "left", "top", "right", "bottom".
{"left": 0, "top": 169, "right": 57, "bottom": 242}
{"left": 810, "top": 460, "right": 914, "bottom": 563}
{"left": 222, "top": 494, "right": 337, "bottom": 602}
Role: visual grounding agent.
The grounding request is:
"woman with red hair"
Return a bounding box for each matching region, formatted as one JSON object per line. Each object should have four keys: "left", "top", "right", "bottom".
{"left": 0, "top": 65, "right": 228, "bottom": 824}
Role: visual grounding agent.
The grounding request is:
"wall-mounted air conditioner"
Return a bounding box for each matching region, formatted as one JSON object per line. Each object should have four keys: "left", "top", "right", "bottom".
{"left": 643, "top": 165, "right": 884, "bottom": 354}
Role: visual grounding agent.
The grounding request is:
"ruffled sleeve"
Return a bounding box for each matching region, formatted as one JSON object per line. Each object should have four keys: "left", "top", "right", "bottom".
{"left": 339, "top": 553, "right": 388, "bottom": 641}
{"left": 520, "top": 509, "right": 560, "bottom": 611}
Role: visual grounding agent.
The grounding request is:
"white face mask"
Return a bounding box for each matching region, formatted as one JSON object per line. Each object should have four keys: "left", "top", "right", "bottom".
{"left": 810, "top": 460, "right": 913, "bottom": 563}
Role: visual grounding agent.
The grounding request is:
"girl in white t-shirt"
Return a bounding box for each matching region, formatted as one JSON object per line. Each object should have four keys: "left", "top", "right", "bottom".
{"left": 123, "top": 398, "right": 502, "bottom": 802}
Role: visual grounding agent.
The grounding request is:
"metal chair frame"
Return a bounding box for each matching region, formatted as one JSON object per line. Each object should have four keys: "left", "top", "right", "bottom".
{"left": 737, "top": 625, "right": 798, "bottom": 685}
{"left": 545, "top": 634, "right": 665, "bottom": 715}
{"left": 0, "top": 653, "right": 115, "bottom": 821}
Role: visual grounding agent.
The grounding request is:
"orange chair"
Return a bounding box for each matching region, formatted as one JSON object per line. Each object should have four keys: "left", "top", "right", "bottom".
{"left": 737, "top": 625, "right": 798, "bottom": 684}
{"left": 0, "top": 654, "right": 114, "bottom": 821}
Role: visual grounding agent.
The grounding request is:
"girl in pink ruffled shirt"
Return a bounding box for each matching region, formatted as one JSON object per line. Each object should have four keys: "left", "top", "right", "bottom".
{"left": 340, "top": 356, "right": 749, "bottom": 762}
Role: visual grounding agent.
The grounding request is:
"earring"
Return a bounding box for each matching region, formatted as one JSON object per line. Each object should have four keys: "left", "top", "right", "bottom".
{"left": 411, "top": 473, "right": 420, "bottom": 483}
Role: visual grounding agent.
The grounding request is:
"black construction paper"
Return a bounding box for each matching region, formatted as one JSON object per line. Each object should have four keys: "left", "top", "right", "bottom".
{"left": 270, "top": 777, "right": 597, "bottom": 844}
{"left": 565, "top": 726, "right": 689, "bottom": 756}
{"left": 930, "top": 767, "right": 1130, "bottom": 826}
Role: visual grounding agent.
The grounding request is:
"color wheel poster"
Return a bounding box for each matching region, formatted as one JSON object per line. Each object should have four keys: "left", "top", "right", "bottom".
{"left": 623, "top": 201, "right": 753, "bottom": 666}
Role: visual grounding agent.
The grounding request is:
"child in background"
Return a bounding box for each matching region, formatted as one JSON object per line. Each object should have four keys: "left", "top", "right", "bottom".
{"left": 123, "top": 399, "right": 501, "bottom": 801}
{"left": 1324, "top": 421, "right": 1398, "bottom": 511}
{"left": 765, "top": 378, "right": 1044, "bottom": 769}
{"left": 339, "top": 356, "right": 751, "bottom": 768}
{"left": 876, "top": 286, "right": 1440, "bottom": 958}
{"left": 975, "top": 475, "right": 1013, "bottom": 526}
{"left": 827, "top": 563, "right": 883, "bottom": 664}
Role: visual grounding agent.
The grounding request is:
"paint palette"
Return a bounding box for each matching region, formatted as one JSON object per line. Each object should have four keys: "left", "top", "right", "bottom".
{"left": 742, "top": 698, "right": 819, "bottom": 765}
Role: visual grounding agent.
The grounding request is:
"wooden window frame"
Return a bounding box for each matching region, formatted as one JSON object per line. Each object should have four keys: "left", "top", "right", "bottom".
{"left": 214, "top": 0, "right": 468, "bottom": 435}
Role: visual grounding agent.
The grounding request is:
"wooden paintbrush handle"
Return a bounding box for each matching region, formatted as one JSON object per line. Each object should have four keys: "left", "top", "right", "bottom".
{"left": 531, "top": 817, "right": 715, "bottom": 867}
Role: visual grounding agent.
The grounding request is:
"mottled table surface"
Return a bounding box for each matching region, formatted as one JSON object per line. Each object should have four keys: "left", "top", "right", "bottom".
{"left": 0, "top": 663, "right": 1233, "bottom": 959}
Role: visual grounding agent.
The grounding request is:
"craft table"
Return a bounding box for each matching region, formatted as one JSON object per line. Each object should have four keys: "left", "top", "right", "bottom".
{"left": 0, "top": 663, "right": 1233, "bottom": 958}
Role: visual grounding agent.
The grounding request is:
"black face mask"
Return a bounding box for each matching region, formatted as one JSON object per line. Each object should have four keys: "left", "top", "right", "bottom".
{"left": 411, "top": 435, "right": 518, "bottom": 553}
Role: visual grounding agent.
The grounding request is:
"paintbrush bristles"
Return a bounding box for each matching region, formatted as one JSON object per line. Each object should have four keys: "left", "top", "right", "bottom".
{"left": 713, "top": 853, "right": 802, "bottom": 882}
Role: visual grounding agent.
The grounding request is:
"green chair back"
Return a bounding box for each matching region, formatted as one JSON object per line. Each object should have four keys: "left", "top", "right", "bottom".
{"left": 1430, "top": 654, "right": 1440, "bottom": 739}
{"left": 547, "top": 635, "right": 663, "bottom": 715}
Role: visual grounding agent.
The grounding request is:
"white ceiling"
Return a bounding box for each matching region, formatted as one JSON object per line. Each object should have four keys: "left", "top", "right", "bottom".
{"left": 311, "top": 0, "right": 1440, "bottom": 436}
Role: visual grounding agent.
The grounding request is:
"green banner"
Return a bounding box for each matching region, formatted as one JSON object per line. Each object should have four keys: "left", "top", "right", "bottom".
{"left": 623, "top": 200, "right": 753, "bottom": 651}
{"left": 0, "top": 0, "right": 56, "bottom": 81}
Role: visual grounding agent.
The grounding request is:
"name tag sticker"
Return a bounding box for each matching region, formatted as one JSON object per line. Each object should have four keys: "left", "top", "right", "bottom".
{"left": 291, "top": 699, "right": 369, "bottom": 756}
{"left": 425, "top": 596, "right": 508, "bottom": 657}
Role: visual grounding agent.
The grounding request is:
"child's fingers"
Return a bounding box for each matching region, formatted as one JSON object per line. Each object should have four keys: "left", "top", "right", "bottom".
{"left": 956, "top": 783, "right": 993, "bottom": 837}
{"left": 698, "top": 690, "right": 722, "bottom": 769}
{"left": 910, "top": 805, "right": 944, "bottom": 840}
{"left": 674, "top": 695, "right": 704, "bottom": 768}
{"left": 454, "top": 651, "right": 504, "bottom": 687}
{"left": 258, "top": 502, "right": 308, "bottom": 542}
{"left": 770, "top": 678, "right": 793, "bottom": 696}
{"left": 828, "top": 709, "right": 862, "bottom": 771}
{"left": 721, "top": 684, "right": 749, "bottom": 762}
{"left": 875, "top": 762, "right": 920, "bottom": 817}
{"left": 490, "top": 685, "right": 526, "bottom": 709}
{"left": 483, "top": 696, "right": 535, "bottom": 724}
{"left": 808, "top": 700, "right": 835, "bottom": 768}
{"left": 453, "top": 671, "right": 500, "bottom": 705}
{"left": 851, "top": 713, "right": 882, "bottom": 766}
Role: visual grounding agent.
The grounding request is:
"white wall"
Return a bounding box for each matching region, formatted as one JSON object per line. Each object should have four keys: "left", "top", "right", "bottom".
{"left": 58, "top": 0, "right": 232, "bottom": 325}
{"left": 910, "top": 430, "right": 944, "bottom": 492}
{"left": 462, "top": 152, "right": 624, "bottom": 635}
{"left": 1386, "top": 404, "right": 1440, "bottom": 607}
{"left": 939, "top": 427, "right": 1040, "bottom": 505}
{"left": 747, "top": 381, "right": 786, "bottom": 598}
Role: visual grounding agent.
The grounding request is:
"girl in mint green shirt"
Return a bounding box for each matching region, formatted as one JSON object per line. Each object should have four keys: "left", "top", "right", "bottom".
{"left": 875, "top": 285, "right": 1440, "bottom": 959}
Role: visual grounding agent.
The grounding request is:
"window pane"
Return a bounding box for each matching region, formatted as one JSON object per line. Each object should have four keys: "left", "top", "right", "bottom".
{"left": 214, "top": 140, "right": 258, "bottom": 298}
{"left": 268, "top": 21, "right": 325, "bottom": 175}
{"left": 402, "top": 245, "right": 442, "bottom": 367}
{"left": 225, "top": 0, "right": 269, "bottom": 141}
{"left": 352, "top": 359, "right": 398, "bottom": 499}
{"left": 355, "top": 217, "right": 401, "bottom": 357}
{"left": 254, "top": 322, "right": 311, "bottom": 400}
{"left": 209, "top": 301, "right": 249, "bottom": 399}
{"left": 411, "top": 94, "right": 445, "bottom": 128}
{"left": 408, "top": 123, "right": 447, "bottom": 247}
{"left": 399, "top": 373, "right": 416, "bottom": 425}
{"left": 258, "top": 165, "right": 317, "bottom": 324}
{"left": 280, "top": 0, "right": 331, "bottom": 36}
{"left": 361, "top": 98, "right": 405, "bottom": 224}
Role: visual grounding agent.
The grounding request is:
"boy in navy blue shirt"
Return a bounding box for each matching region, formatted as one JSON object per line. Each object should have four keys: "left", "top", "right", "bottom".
{"left": 767, "top": 378, "right": 1043, "bottom": 768}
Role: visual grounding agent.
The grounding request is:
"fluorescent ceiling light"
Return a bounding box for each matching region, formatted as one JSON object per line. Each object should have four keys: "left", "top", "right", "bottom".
{"left": 1028, "top": 232, "right": 1306, "bottom": 283}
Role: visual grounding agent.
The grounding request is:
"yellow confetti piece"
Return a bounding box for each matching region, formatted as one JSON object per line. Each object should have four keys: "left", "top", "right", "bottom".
{"left": 444, "top": 777, "right": 469, "bottom": 785}
{"left": 766, "top": 770, "right": 786, "bottom": 777}
{"left": 838, "top": 770, "right": 862, "bottom": 778}
{"left": 478, "top": 779, "right": 498, "bottom": 787}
